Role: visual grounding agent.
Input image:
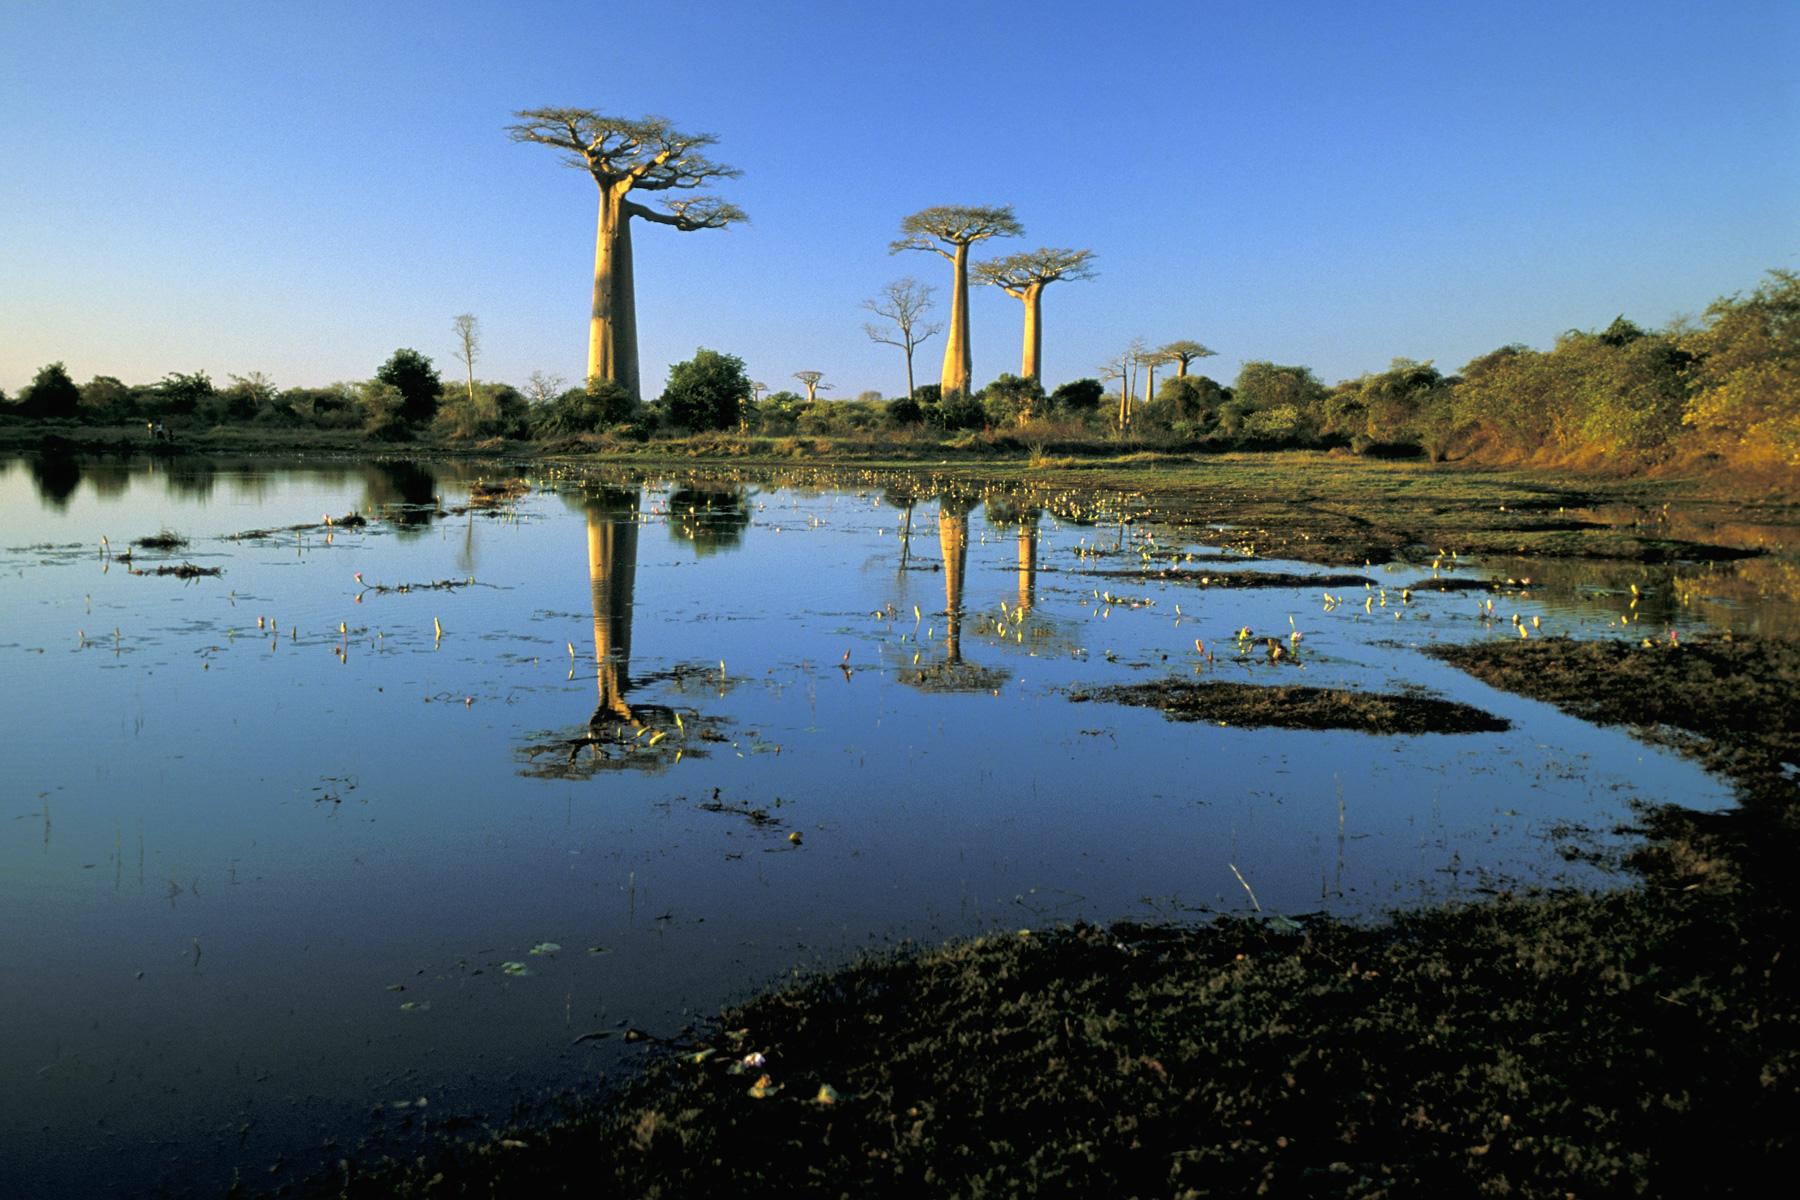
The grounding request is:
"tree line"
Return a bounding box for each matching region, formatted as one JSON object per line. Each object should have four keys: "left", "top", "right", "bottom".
{"left": 6, "top": 103, "right": 1794, "bottom": 471}
{"left": 7, "top": 263, "right": 1793, "bottom": 473}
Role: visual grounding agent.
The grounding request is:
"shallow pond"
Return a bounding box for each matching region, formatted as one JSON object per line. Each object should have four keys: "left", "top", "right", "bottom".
{"left": 0, "top": 454, "right": 1755, "bottom": 1196}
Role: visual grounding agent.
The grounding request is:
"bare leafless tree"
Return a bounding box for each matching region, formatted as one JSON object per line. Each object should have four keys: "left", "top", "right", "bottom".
{"left": 525, "top": 369, "right": 566, "bottom": 406}
{"left": 862, "top": 278, "right": 941, "bottom": 402}
{"left": 452, "top": 313, "right": 481, "bottom": 404}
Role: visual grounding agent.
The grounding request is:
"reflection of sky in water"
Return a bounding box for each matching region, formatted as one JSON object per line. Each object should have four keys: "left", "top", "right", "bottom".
{"left": 0, "top": 458, "right": 1765, "bottom": 1197}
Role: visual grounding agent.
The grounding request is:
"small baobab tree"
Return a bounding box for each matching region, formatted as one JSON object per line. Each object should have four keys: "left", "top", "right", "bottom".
{"left": 793, "top": 371, "right": 831, "bottom": 403}
{"left": 1159, "top": 339, "right": 1217, "bottom": 377}
{"left": 971, "top": 248, "right": 1096, "bottom": 381}
{"left": 507, "top": 109, "right": 745, "bottom": 401}
{"left": 891, "top": 205, "right": 1023, "bottom": 397}
{"left": 862, "top": 278, "right": 940, "bottom": 402}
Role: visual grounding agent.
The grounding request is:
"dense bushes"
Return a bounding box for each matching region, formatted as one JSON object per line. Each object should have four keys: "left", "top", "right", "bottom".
{"left": 7, "top": 270, "right": 1793, "bottom": 472}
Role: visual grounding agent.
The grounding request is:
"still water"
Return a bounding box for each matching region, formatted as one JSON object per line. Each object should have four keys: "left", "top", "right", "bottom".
{"left": 0, "top": 455, "right": 1745, "bottom": 1196}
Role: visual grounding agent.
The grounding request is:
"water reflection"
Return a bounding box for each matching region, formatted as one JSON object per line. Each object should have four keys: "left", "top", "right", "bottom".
{"left": 362, "top": 461, "right": 441, "bottom": 533}
{"left": 519, "top": 485, "right": 728, "bottom": 777}
{"left": 587, "top": 486, "right": 639, "bottom": 725}
{"left": 667, "top": 487, "right": 751, "bottom": 557}
{"left": 27, "top": 452, "right": 80, "bottom": 508}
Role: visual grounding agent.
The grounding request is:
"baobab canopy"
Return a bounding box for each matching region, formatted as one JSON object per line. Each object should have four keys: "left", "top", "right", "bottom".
{"left": 508, "top": 108, "right": 746, "bottom": 400}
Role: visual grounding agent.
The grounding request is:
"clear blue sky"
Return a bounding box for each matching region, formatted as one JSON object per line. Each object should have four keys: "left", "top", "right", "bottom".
{"left": 2, "top": 0, "right": 1795, "bottom": 398}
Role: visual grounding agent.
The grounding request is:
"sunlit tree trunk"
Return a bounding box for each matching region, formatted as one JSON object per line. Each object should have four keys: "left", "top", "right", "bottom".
{"left": 941, "top": 243, "right": 972, "bottom": 396}
{"left": 590, "top": 187, "right": 640, "bottom": 400}
{"left": 586, "top": 489, "right": 639, "bottom": 724}
{"left": 1019, "top": 282, "right": 1045, "bottom": 380}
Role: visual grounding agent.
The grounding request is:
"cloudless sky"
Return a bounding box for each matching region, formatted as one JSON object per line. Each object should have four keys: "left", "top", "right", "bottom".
{"left": 2, "top": 0, "right": 1796, "bottom": 397}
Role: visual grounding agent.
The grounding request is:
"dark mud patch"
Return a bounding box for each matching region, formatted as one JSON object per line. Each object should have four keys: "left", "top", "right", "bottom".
{"left": 1086, "top": 567, "right": 1377, "bottom": 589}
{"left": 1067, "top": 679, "right": 1509, "bottom": 734}
{"left": 319, "top": 893, "right": 1794, "bottom": 1199}
{"left": 129, "top": 561, "right": 222, "bottom": 579}
{"left": 1400, "top": 575, "right": 1537, "bottom": 593}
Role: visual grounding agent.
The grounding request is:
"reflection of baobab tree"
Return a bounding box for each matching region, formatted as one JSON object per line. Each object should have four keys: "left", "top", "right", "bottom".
{"left": 940, "top": 494, "right": 971, "bottom": 663}
{"left": 897, "top": 492, "right": 1009, "bottom": 693}
{"left": 586, "top": 487, "right": 639, "bottom": 725}
{"left": 520, "top": 486, "right": 726, "bottom": 778}
{"left": 666, "top": 488, "right": 751, "bottom": 557}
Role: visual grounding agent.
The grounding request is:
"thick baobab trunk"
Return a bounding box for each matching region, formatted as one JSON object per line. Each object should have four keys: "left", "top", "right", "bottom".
{"left": 1175, "top": 357, "right": 1190, "bottom": 378}
{"left": 1019, "top": 283, "right": 1045, "bottom": 380}
{"left": 589, "top": 187, "right": 641, "bottom": 400}
{"left": 940, "top": 242, "right": 972, "bottom": 397}
{"left": 586, "top": 491, "right": 639, "bottom": 724}
{"left": 1145, "top": 360, "right": 1158, "bottom": 407}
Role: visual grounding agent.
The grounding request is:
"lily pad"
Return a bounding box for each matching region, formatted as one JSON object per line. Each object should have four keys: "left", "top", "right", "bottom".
{"left": 501, "top": 961, "right": 529, "bottom": 976}
{"left": 529, "top": 941, "right": 562, "bottom": 956}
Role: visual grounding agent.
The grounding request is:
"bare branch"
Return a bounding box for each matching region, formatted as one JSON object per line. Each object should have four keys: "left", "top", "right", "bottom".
{"left": 624, "top": 196, "right": 747, "bottom": 231}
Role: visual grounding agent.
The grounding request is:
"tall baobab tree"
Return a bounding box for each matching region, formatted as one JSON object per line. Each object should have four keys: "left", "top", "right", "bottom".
{"left": 971, "top": 248, "right": 1095, "bottom": 381}
{"left": 452, "top": 313, "right": 480, "bottom": 405}
{"left": 793, "top": 371, "right": 830, "bottom": 402}
{"left": 507, "top": 109, "right": 745, "bottom": 400}
{"left": 1159, "top": 339, "right": 1217, "bottom": 377}
{"left": 862, "top": 278, "right": 940, "bottom": 402}
{"left": 891, "top": 205, "right": 1023, "bottom": 397}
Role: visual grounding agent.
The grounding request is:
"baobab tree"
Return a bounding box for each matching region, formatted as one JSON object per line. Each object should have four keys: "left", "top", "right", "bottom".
{"left": 1159, "top": 339, "right": 1217, "bottom": 377}
{"left": 891, "top": 205, "right": 1023, "bottom": 397}
{"left": 971, "top": 248, "right": 1096, "bottom": 381}
{"left": 1136, "top": 344, "right": 1172, "bottom": 407}
{"left": 862, "top": 278, "right": 940, "bottom": 402}
{"left": 507, "top": 108, "right": 745, "bottom": 400}
{"left": 793, "top": 371, "right": 830, "bottom": 402}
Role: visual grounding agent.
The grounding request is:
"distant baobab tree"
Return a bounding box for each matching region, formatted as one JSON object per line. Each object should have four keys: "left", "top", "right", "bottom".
{"left": 1137, "top": 345, "right": 1172, "bottom": 407}
{"left": 1159, "top": 339, "right": 1217, "bottom": 377}
{"left": 793, "top": 370, "right": 831, "bottom": 402}
{"left": 507, "top": 108, "right": 746, "bottom": 400}
{"left": 972, "top": 248, "right": 1095, "bottom": 381}
{"left": 862, "top": 278, "right": 940, "bottom": 402}
{"left": 750, "top": 380, "right": 769, "bottom": 402}
{"left": 891, "top": 205, "right": 1023, "bottom": 397}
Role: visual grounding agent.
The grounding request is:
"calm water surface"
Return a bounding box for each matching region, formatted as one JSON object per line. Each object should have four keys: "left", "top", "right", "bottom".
{"left": 0, "top": 455, "right": 1755, "bottom": 1196}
